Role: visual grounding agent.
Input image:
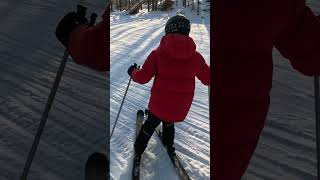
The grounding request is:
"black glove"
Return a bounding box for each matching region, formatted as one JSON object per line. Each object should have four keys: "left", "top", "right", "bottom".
{"left": 127, "top": 63, "right": 138, "bottom": 76}
{"left": 55, "top": 12, "right": 88, "bottom": 46}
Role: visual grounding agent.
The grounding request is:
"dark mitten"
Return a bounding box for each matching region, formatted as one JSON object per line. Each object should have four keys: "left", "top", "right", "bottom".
{"left": 55, "top": 12, "right": 88, "bottom": 46}
{"left": 127, "top": 63, "right": 138, "bottom": 76}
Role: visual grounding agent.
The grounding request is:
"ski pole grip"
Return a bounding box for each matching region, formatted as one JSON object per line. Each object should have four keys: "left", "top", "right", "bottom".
{"left": 89, "top": 13, "right": 98, "bottom": 26}
{"left": 77, "top": 5, "right": 87, "bottom": 19}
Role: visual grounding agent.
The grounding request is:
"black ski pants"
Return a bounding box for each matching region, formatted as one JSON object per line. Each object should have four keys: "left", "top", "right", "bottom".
{"left": 134, "top": 112, "right": 175, "bottom": 155}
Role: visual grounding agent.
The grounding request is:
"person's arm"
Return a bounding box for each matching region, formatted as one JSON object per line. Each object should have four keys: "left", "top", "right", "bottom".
{"left": 130, "top": 50, "right": 158, "bottom": 84}
{"left": 274, "top": 2, "right": 320, "bottom": 76}
{"left": 68, "top": 8, "right": 109, "bottom": 71}
{"left": 196, "top": 53, "right": 210, "bottom": 86}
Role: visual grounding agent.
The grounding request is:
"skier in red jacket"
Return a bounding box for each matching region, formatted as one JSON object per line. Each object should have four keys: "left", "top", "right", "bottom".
{"left": 213, "top": 1, "right": 320, "bottom": 179}
{"left": 127, "top": 14, "right": 210, "bottom": 171}
{"left": 55, "top": 7, "right": 109, "bottom": 71}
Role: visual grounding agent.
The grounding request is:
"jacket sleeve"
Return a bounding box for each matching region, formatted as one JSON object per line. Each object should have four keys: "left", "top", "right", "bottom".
{"left": 196, "top": 53, "right": 210, "bottom": 86}
{"left": 132, "top": 50, "right": 158, "bottom": 84}
{"left": 274, "top": 2, "right": 320, "bottom": 76}
{"left": 68, "top": 8, "right": 109, "bottom": 72}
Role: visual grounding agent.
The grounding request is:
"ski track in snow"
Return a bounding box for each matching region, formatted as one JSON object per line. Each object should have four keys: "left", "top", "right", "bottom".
{"left": 0, "top": 1, "right": 108, "bottom": 180}
{"left": 110, "top": 5, "right": 210, "bottom": 180}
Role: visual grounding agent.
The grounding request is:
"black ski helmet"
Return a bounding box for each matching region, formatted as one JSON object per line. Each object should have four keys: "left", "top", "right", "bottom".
{"left": 165, "top": 14, "right": 190, "bottom": 36}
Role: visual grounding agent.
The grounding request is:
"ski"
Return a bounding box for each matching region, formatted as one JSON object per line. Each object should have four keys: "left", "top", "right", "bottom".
{"left": 154, "top": 127, "right": 192, "bottom": 180}
{"left": 85, "top": 152, "right": 109, "bottom": 180}
{"left": 132, "top": 110, "right": 144, "bottom": 180}
{"left": 136, "top": 110, "right": 144, "bottom": 137}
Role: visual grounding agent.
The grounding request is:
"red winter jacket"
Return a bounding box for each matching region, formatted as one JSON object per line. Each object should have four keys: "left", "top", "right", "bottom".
{"left": 132, "top": 34, "right": 210, "bottom": 122}
{"left": 212, "top": 0, "right": 320, "bottom": 179}
{"left": 68, "top": 8, "right": 109, "bottom": 71}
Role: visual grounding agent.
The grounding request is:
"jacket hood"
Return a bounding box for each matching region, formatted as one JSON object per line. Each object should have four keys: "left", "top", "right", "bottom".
{"left": 159, "top": 34, "right": 196, "bottom": 59}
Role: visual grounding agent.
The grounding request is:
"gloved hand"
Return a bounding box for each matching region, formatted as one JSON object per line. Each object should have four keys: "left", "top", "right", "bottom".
{"left": 127, "top": 63, "right": 138, "bottom": 76}
{"left": 55, "top": 11, "right": 88, "bottom": 46}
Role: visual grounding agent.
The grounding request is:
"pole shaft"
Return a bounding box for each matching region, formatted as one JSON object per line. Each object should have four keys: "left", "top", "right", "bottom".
{"left": 110, "top": 78, "right": 132, "bottom": 138}
{"left": 21, "top": 50, "right": 69, "bottom": 180}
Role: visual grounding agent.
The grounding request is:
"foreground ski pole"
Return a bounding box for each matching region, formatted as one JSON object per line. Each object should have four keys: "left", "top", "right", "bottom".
{"left": 110, "top": 64, "right": 139, "bottom": 138}
{"left": 110, "top": 77, "right": 132, "bottom": 138}
{"left": 21, "top": 5, "right": 97, "bottom": 180}
{"left": 315, "top": 76, "right": 320, "bottom": 180}
{"left": 20, "top": 50, "right": 69, "bottom": 180}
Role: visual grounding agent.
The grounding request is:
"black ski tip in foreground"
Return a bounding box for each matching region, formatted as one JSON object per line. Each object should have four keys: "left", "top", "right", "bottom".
{"left": 137, "top": 110, "right": 144, "bottom": 116}
{"left": 144, "top": 109, "right": 150, "bottom": 116}
{"left": 85, "top": 152, "right": 109, "bottom": 180}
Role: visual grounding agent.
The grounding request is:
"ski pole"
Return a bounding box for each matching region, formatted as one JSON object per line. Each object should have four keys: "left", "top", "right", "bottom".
{"left": 20, "top": 5, "right": 97, "bottom": 180}
{"left": 314, "top": 76, "right": 320, "bottom": 180}
{"left": 110, "top": 77, "right": 132, "bottom": 138}
{"left": 20, "top": 50, "right": 69, "bottom": 180}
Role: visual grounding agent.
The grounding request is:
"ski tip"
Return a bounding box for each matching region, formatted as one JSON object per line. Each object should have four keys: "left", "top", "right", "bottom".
{"left": 137, "top": 110, "right": 144, "bottom": 116}
{"left": 85, "top": 152, "right": 109, "bottom": 180}
{"left": 144, "top": 109, "right": 150, "bottom": 115}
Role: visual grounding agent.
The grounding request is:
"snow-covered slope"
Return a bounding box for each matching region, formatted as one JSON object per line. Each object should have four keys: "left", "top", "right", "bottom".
{"left": 0, "top": 1, "right": 108, "bottom": 180}
{"left": 110, "top": 5, "right": 210, "bottom": 180}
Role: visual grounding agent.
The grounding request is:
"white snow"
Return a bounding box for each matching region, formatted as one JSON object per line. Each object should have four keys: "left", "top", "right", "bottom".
{"left": 0, "top": 1, "right": 108, "bottom": 180}
{"left": 110, "top": 2, "right": 210, "bottom": 180}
